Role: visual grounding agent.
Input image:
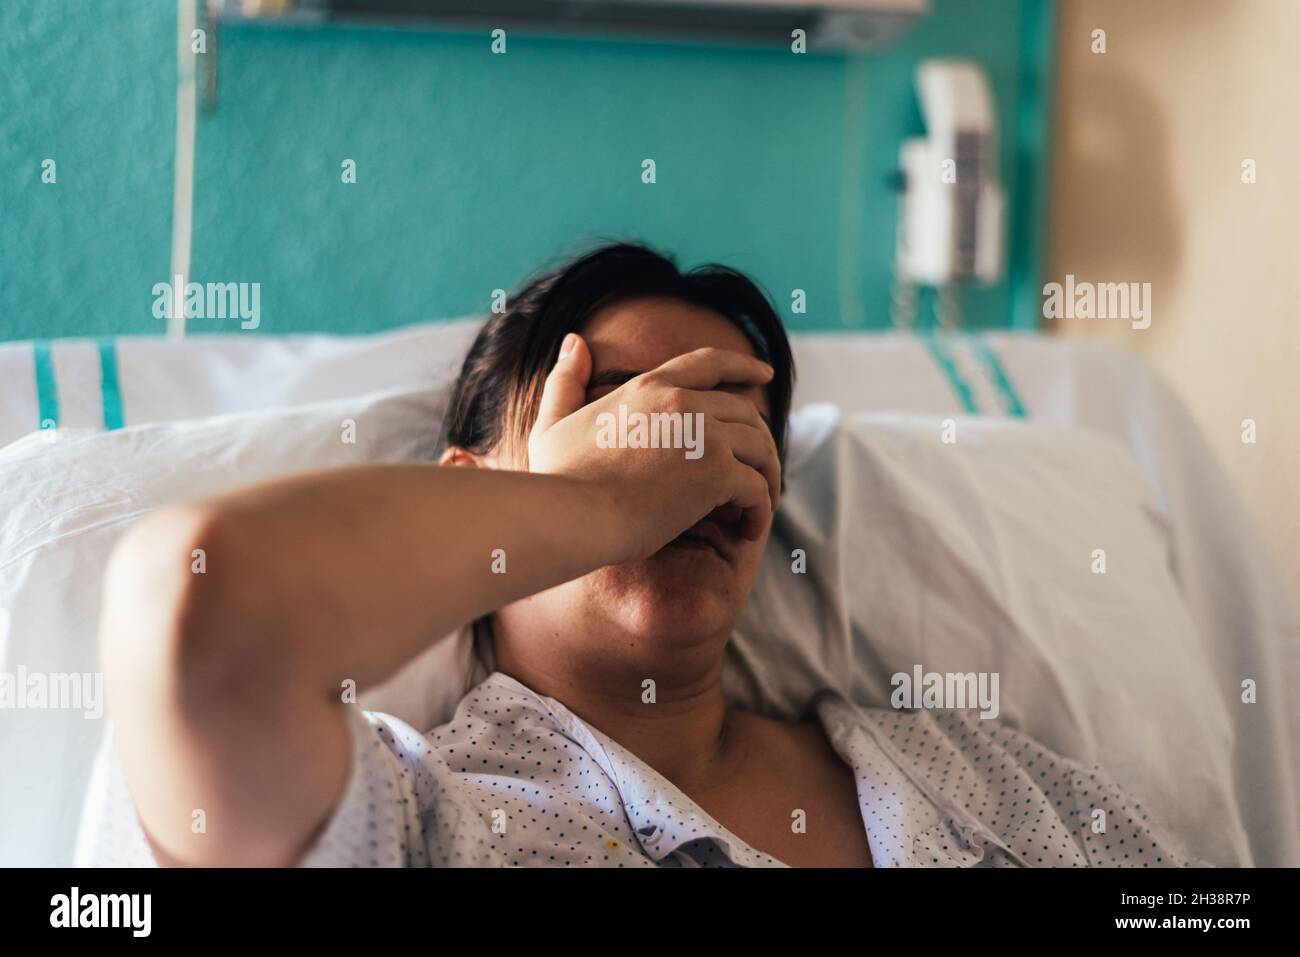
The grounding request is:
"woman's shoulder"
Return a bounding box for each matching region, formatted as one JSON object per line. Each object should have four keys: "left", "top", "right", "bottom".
{"left": 817, "top": 696, "right": 1205, "bottom": 866}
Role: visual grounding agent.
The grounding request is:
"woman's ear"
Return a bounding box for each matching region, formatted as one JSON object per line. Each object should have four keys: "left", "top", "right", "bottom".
{"left": 439, "top": 446, "right": 491, "bottom": 469}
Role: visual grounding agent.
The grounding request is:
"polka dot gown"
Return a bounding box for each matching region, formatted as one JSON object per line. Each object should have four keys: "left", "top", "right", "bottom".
{"left": 76, "top": 672, "right": 1203, "bottom": 867}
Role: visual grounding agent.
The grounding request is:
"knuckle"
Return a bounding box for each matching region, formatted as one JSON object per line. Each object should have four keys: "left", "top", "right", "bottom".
{"left": 628, "top": 373, "right": 659, "bottom": 401}
{"left": 666, "top": 387, "right": 693, "bottom": 413}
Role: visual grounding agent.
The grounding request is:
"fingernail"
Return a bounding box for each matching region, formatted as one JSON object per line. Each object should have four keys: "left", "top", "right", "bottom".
{"left": 559, "top": 333, "right": 577, "bottom": 359}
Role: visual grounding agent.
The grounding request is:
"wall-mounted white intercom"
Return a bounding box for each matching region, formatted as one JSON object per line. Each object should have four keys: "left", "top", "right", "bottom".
{"left": 892, "top": 59, "right": 1004, "bottom": 327}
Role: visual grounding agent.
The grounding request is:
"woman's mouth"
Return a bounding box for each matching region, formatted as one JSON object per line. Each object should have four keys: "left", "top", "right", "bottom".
{"left": 665, "top": 518, "right": 733, "bottom": 561}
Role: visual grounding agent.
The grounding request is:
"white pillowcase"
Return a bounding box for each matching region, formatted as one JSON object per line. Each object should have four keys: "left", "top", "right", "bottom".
{"left": 730, "top": 405, "right": 1250, "bottom": 866}
{"left": 0, "top": 386, "right": 448, "bottom": 866}
{"left": 0, "top": 389, "right": 1249, "bottom": 865}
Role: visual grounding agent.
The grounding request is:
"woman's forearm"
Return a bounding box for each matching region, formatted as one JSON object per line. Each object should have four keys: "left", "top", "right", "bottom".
{"left": 117, "top": 464, "right": 622, "bottom": 696}
{"left": 96, "top": 463, "right": 622, "bottom": 866}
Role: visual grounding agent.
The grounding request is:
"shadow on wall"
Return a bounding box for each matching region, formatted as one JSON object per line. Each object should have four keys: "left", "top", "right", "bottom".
{"left": 1047, "top": 61, "right": 1181, "bottom": 331}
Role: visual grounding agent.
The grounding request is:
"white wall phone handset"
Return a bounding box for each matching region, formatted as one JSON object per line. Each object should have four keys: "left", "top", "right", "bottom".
{"left": 891, "top": 59, "right": 1004, "bottom": 329}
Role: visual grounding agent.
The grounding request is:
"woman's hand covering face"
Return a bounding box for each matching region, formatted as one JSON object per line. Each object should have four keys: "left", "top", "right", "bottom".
{"left": 526, "top": 334, "right": 781, "bottom": 563}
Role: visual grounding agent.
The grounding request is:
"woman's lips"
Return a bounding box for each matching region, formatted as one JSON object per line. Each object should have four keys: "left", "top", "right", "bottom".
{"left": 666, "top": 519, "right": 733, "bottom": 561}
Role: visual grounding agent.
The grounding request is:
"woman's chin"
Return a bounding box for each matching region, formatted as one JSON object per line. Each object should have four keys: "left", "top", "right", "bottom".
{"left": 590, "top": 556, "right": 745, "bottom": 641}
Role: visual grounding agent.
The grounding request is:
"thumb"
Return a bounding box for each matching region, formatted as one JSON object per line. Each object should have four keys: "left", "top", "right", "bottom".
{"left": 531, "top": 332, "right": 592, "bottom": 438}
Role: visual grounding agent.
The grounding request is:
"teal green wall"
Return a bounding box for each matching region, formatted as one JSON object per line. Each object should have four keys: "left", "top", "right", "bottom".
{"left": 0, "top": 0, "right": 1054, "bottom": 342}
{"left": 1, "top": 0, "right": 176, "bottom": 342}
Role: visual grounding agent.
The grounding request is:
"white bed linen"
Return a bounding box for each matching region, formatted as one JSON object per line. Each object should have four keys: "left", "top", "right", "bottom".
{"left": 0, "top": 325, "right": 1295, "bottom": 866}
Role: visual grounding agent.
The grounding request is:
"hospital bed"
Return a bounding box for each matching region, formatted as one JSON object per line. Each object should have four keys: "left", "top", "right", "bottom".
{"left": 0, "top": 324, "right": 1296, "bottom": 867}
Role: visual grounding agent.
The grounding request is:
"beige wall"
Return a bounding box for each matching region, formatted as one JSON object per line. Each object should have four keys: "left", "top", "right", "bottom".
{"left": 1048, "top": 0, "right": 1300, "bottom": 585}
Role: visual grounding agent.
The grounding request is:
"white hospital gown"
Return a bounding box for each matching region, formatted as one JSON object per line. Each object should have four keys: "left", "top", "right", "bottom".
{"left": 76, "top": 671, "right": 1201, "bottom": 868}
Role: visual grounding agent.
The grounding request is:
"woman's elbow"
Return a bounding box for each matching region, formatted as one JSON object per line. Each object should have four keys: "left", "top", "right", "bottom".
{"left": 99, "top": 505, "right": 279, "bottom": 715}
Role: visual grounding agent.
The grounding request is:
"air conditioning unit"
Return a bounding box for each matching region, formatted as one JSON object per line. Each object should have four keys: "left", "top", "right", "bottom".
{"left": 213, "top": 0, "right": 929, "bottom": 51}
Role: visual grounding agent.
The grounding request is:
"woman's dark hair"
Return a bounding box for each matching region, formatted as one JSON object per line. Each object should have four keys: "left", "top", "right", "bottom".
{"left": 441, "top": 241, "right": 796, "bottom": 464}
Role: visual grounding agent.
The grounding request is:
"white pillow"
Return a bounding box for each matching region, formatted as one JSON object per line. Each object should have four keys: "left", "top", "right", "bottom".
{"left": 0, "top": 391, "right": 1250, "bottom": 867}
{"left": 0, "top": 385, "right": 449, "bottom": 866}
{"left": 729, "top": 405, "right": 1251, "bottom": 866}
{"left": 0, "top": 321, "right": 483, "bottom": 448}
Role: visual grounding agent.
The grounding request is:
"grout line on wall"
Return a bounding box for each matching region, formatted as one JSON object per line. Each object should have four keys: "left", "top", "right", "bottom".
{"left": 168, "top": 0, "right": 198, "bottom": 339}
{"left": 838, "top": 53, "right": 869, "bottom": 328}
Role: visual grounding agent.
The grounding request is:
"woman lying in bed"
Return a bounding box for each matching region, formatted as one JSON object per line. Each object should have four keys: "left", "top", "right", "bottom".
{"left": 85, "top": 243, "right": 1198, "bottom": 868}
